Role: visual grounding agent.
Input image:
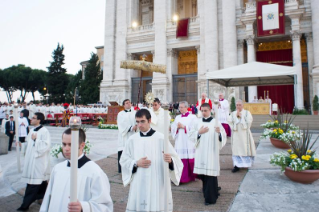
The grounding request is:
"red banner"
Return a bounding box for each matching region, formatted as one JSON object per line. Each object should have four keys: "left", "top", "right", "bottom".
{"left": 257, "top": 0, "right": 285, "bottom": 37}
{"left": 176, "top": 18, "right": 189, "bottom": 38}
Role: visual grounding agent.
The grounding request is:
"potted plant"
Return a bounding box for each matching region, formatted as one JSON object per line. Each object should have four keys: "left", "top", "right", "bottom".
{"left": 313, "top": 95, "right": 319, "bottom": 115}
{"left": 260, "top": 110, "right": 298, "bottom": 149}
{"left": 270, "top": 129, "right": 319, "bottom": 184}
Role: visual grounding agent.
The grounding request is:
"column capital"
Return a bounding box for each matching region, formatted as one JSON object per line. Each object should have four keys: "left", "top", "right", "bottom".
{"left": 290, "top": 30, "right": 301, "bottom": 41}
{"left": 245, "top": 35, "right": 255, "bottom": 45}
{"left": 195, "top": 45, "right": 200, "bottom": 54}
{"left": 167, "top": 48, "right": 177, "bottom": 57}
{"left": 305, "top": 32, "right": 313, "bottom": 42}
{"left": 237, "top": 39, "right": 245, "bottom": 48}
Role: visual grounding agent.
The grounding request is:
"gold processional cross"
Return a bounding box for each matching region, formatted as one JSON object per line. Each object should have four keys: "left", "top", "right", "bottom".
{"left": 120, "top": 55, "right": 166, "bottom": 103}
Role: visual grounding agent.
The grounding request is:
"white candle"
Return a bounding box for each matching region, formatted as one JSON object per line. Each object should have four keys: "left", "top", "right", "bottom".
{"left": 162, "top": 102, "right": 170, "bottom": 212}
{"left": 14, "top": 104, "right": 21, "bottom": 173}
{"left": 69, "top": 116, "right": 81, "bottom": 203}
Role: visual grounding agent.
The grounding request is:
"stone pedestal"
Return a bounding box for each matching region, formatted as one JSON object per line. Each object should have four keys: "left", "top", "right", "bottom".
{"left": 0, "top": 132, "right": 8, "bottom": 155}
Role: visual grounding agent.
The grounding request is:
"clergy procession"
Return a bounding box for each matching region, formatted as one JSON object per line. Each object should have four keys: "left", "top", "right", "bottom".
{"left": 0, "top": 93, "right": 257, "bottom": 212}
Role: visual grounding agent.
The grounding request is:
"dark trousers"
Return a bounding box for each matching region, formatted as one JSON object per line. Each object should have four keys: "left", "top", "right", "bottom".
{"left": 199, "top": 175, "right": 219, "bottom": 204}
{"left": 118, "top": 151, "right": 123, "bottom": 173}
{"left": 20, "top": 181, "right": 48, "bottom": 209}
{"left": 8, "top": 134, "right": 14, "bottom": 151}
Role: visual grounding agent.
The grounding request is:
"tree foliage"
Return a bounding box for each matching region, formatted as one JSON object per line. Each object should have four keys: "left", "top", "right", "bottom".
{"left": 65, "top": 70, "right": 82, "bottom": 104}
{"left": 230, "top": 96, "right": 236, "bottom": 112}
{"left": 79, "top": 53, "right": 102, "bottom": 104}
{"left": 47, "top": 43, "right": 69, "bottom": 103}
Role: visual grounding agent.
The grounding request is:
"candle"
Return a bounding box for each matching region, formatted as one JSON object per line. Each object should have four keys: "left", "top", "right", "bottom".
{"left": 264, "top": 91, "right": 266, "bottom": 100}
{"left": 69, "top": 116, "right": 82, "bottom": 203}
{"left": 162, "top": 102, "right": 170, "bottom": 211}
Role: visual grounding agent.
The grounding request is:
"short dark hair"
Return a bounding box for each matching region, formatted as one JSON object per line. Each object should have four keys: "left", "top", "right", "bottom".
{"left": 62, "top": 128, "right": 86, "bottom": 144}
{"left": 153, "top": 98, "right": 160, "bottom": 104}
{"left": 201, "top": 103, "right": 211, "bottom": 109}
{"left": 122, "top": 99, "right": 130, "bottom": 106}
{"left": 34, "top": 112, "right": 45, "bottom": 124}
{"left": 135, "top": 109, "right": 151, "bottom": 120}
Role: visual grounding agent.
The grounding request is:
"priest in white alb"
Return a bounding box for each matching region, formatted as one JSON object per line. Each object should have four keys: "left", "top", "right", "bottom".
{"left": 189, "top": 103, "right": 226, "bottom": 205}
{"left": 171, "top": 101, "right": 197, "bottom": 183}
{"left": 227, "top": 100, "right": 256, "bottom": 173}
{"left": 196, "top": 93, "right": 212, "bottom": 118}
{"left": 117, "top": 99, "right": 137, "bottom": 173}
{"left": 18, "top": 112, "right": 29, "bottom": 154}
{"left": 40, "top": 128, "right": 113, "bottom": 212}
{"left": 150, "top": 98, "right": 171, "bottom": 135}
{"left": 18, "top": 112, "right": 51, "bottom": 211}
{"left": 120, "top": 109, "right": 183, "bottom": 211}
{"left": 213, "top": 93, "right": 231, "bottom": 137}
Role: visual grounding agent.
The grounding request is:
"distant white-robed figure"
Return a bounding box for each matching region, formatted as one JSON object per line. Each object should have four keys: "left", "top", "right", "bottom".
{"left": 227, "top": 100, "right": 256, "bottom": 173}
{"left": 150, "top": 98, "right": 171, "bottom": 135}
{"left": 196, "top": 93, "right": 212, "bottom": 118}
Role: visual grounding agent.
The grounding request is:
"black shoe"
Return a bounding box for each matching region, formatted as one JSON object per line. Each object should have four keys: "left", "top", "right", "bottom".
{"left": 205, "top": 201, "right": 216, "bottom": 205}
{"left": 17, "top": 207, "right": 29, "bottom": 211}
{"left": 232, "top": 166, "right": 240, "bottom": 173}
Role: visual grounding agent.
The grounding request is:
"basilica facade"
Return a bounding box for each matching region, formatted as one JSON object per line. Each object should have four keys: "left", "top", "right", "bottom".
{"left": 100, "top": 0, "right": 319, "bottom": 112}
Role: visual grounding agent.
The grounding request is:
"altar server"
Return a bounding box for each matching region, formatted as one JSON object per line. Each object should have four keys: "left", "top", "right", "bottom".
{"left": 18, "top": 112, "right": 51, "bottom": 211}
{"left": 227, "top": 100, "right": 256, "bottom": 173}
{"left": 120, "top": 109, "right": 183, "bottom": 211}
{"left": 189, "top": 103, "right": 226, "bottom": 205}
{"left": 171, "top": 101, "right": 197, "bottom": 183}
{"left": 40, "top": 128, "right": 113, "bottom": 212}
{"left": 117, "top": 99, "right": 137, "bottom": 173}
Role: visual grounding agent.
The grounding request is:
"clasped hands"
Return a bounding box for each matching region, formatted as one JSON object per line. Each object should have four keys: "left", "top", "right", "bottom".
{"left": 137, "top": 152, "right": 172, "bottom": 168}
{"left": 177, "top": 122, "right": 185, "bottom": 129}
{"left": 31, "top": 133, "right": 37, "bottom": 140}
{"left": 198, "top": 126, "right": 220, "bottom": 135}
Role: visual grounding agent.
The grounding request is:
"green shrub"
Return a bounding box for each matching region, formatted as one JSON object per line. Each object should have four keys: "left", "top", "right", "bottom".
{"left": 313, "top": 95, "right": 319, "bottom": 111}
{"left": 230, "top": 97, "right": 236, "bottom": 112}
{"left": 292, "top": 108, "right": 309, "bottom": 115}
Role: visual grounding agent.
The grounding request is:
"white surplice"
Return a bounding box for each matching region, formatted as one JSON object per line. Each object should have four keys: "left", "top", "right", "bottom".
{"left": 171, "top": 113, "right": 197, "bottom": 159}
{"left": 213, "top": 99, "right": 230, "bottom": 124}
{"left": 120, "top": 131, "right": 183, "bottom": 212}
{"left": 18, "top": 117, "right": 29, "bottom": 137}
{"left": 189, "top": 117, "right": 226, "bottom": 176}
{"left": 117, "top": 110, "right": 137, "bottom": 151}
{"left": 28, "top": 104, "right": 36, "bottom": 119}
{"left": 150, "top": 107, "right": 171, "bottom": 135}
{"left": 40, "top": 157, "right": 113, "bottom": 212}
{"left": 21, "top": 126, "right": 51, "bottom": 184}
{"left": 196, "top": 98, "right": 211, "bottom": 118}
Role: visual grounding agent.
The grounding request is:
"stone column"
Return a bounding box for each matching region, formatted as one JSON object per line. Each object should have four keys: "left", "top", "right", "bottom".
{"left": 101, "top": 0, "right": 116, "bottom": 87}
{"left": 246, "top": 35, "right": 257, "bottom": 102}
{"left": 100, "top": 0, "right": 116, "bottom": 102}
{"left": 152, "top": 0, "right": 169, "bottom": 102}
{"left": 167, "top": 49, "right": 178, "bottom": 102}
{"left": 306, "top": 33, "right": 314, "bottom": 109}
{"left": 237, "top": 39, "right": 245, "bottom": 65}
{"left": 222, "top": 0, "right": 237, "bottom": 69}
{"left": 291, "top": 30, "right": 304, "bottom": 109}
{"left": 311, "top": 0, "right": 319, "bottom": 98}
{"left": 204, "top": 0, "right": 218, "bottom": 73}
{"left": 131, "top": 0, "right": 140, "bottom": 25}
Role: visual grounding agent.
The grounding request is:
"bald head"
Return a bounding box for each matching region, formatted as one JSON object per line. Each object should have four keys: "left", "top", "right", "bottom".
{"left": 219, "top": 93, "right": 224, "bottom": 100}
{"left": 201, "top": 93, "right": 207, "bottom": 99}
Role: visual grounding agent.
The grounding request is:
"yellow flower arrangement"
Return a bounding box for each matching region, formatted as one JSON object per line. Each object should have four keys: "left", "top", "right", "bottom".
{"left": 274, "top": 120, "right": 278, "bottom": 124}
{"left": 290, "top": 154, "right": 298, "bottom": 159}
{"left": 301, "top": 155, "right": 311, "bottom": 161}
{"left": 267, "top": 120, "right": 271, "bottom": 122}
{"left": 287, "top": 149, "right": 292, "bottom": 153}
{"left": 314, "top": 158, "right": 319, "bottom": 162}
{"left": 284, "top": 120, "right": 288, "bottom": 124}
{"left": 291, "top": 131, "right": 295, "bottom": 134}
{"left": 307, "top": 150, "right": 312, "bottom": 154}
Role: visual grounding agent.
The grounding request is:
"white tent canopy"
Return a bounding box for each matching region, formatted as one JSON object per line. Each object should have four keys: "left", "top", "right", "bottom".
{"left": 206, "top": 62, "right": 297, "bottom": 87}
